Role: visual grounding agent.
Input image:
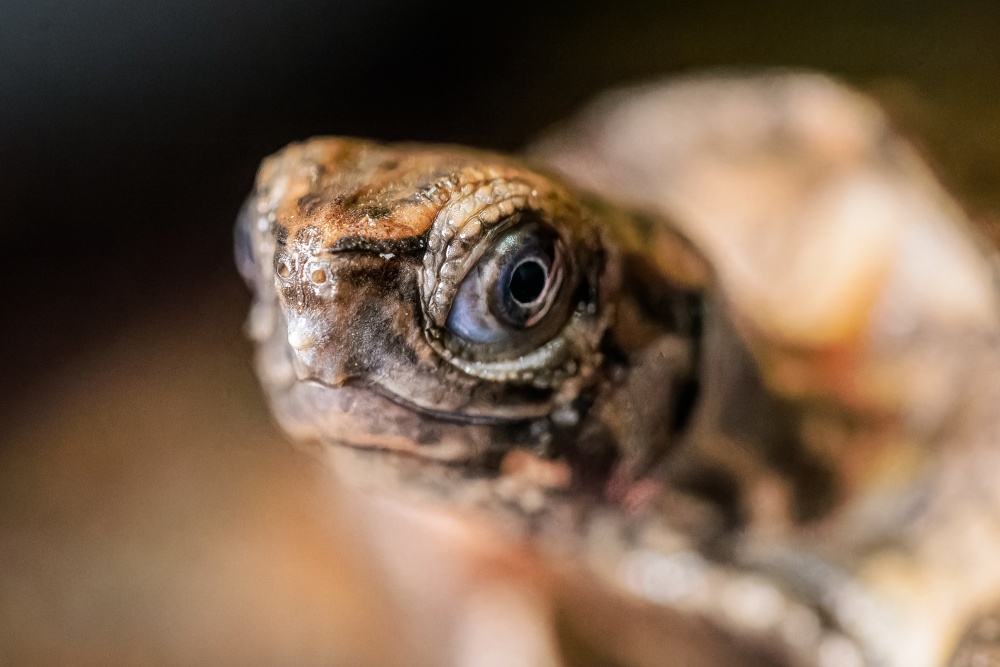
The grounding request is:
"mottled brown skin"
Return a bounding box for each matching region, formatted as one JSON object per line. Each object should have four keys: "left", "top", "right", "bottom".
{"left": 238, "top": 73, "right": 1000, "bottom": 667}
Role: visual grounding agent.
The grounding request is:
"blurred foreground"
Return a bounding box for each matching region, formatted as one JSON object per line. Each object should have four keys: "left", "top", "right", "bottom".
{"left": 0, "top": 275, "right": 779, "bottom": 666}
{"left": 0, "top": 278, "right": 412, "bottom": 665}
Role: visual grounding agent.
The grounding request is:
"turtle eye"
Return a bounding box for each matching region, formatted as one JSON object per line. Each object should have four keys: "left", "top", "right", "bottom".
{"left": 446, "top": 223, "right": 566, "bottom": 346}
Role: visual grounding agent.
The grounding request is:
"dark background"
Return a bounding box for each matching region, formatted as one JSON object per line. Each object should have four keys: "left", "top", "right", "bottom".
{"left": 1, "top": 2, "right": 1000, "bottom": 664}
{"left": 3, "top": 0, "right": 1000, "bottom": 407}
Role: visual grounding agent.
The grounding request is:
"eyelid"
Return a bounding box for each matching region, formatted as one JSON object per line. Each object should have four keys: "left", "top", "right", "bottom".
{"left": 421, "top": 180, "right": 541, "bottom": 328}
{"left": 417, "top": 177, "right": 600, "bottom": 385}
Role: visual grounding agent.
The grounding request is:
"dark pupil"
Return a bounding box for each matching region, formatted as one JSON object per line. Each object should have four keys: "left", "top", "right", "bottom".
{"left": 509, "top": 260, "right": 547, "bottom": 304}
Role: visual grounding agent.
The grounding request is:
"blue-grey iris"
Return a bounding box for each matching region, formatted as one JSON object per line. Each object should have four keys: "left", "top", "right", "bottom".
{"left": 446, "top": 223, "right": 566, "bottom": 346}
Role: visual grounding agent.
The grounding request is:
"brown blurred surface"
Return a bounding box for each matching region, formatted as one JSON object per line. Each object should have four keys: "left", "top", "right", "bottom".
{"left": 0, "top": 276, "right": 416, "bottom": 665}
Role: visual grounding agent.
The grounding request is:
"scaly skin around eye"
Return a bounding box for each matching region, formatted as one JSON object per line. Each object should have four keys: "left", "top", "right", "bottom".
{"left": 236, "top": 136, "right": 706, "bottom": 499}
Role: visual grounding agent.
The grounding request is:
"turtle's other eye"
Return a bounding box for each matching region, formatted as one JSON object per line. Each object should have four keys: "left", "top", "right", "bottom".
{"left": 446, "top": 223, "right": 567, "bottom": 346}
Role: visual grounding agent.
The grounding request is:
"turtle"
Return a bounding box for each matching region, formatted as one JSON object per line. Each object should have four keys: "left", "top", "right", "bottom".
{"left": 235, "top": 70, "right": 1000, "bottom": 667}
